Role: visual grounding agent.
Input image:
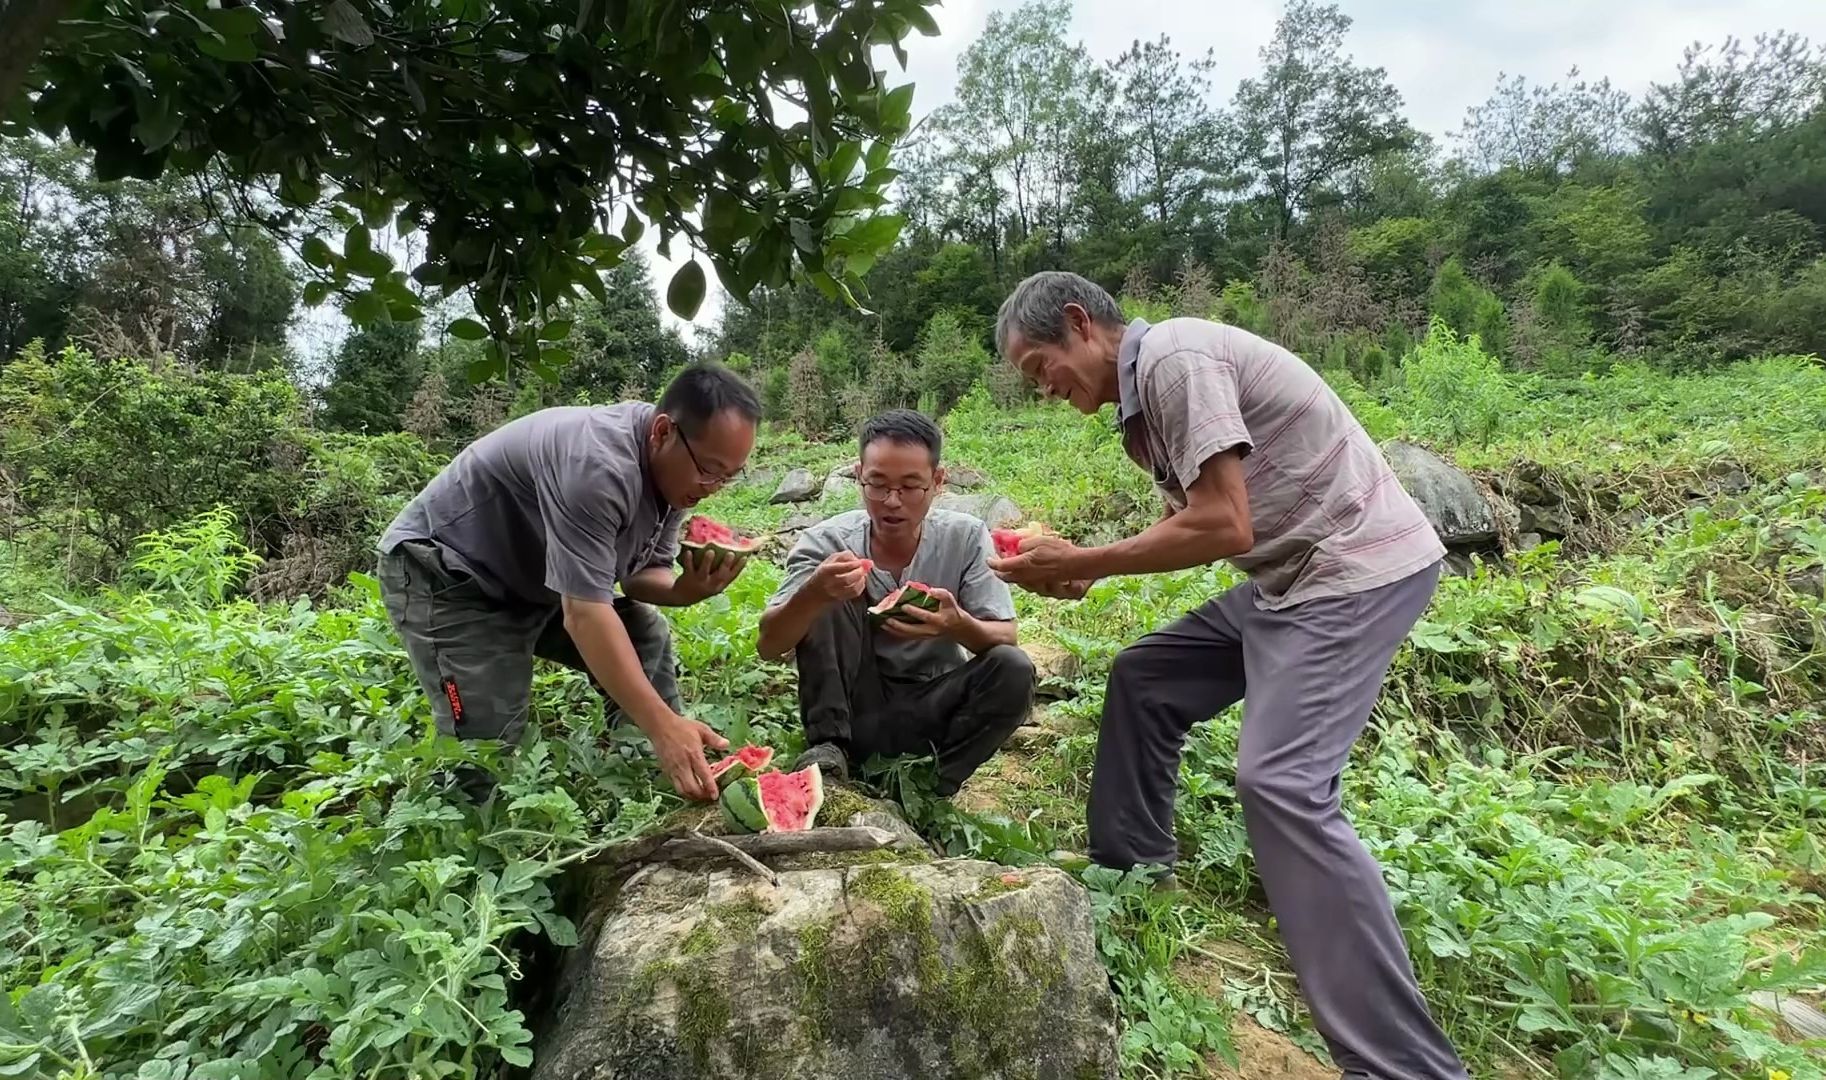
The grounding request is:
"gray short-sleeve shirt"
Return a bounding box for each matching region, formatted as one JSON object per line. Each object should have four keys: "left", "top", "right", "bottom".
{"left": 380, "top": 403, "right": 684, "bottom": 607}
{"left": 1116, "top": 317, "right": 1444, "bottom": 610}
{"left": 767, "top": 508, "right": 1016, "bottom": 681}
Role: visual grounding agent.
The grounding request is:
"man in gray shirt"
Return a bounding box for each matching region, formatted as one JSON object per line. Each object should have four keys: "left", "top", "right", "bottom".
{"left": 377, "top": 361, "right": 761, "bottom": 805}
{"left": 989, "top": 272, "right": 1465, "bottom": 1080}
{"left": 757, "top": 410, "right": 1034, "bottom": 794}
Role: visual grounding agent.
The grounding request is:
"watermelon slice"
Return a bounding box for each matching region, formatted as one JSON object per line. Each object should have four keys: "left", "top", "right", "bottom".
{"left": 707, "top": 744, "right": 776, "bottom": 790}
{"left": 867, "top": 581, "right": 942, "bottom": 626}
{"left": 718, "top": 763, "right": 825, "bottom": 834}
{"left": 678, "top": 514, "right": 761, "bottom": 572}
{"left": 991, "top": 523, "right": 1051, "bottom": 559}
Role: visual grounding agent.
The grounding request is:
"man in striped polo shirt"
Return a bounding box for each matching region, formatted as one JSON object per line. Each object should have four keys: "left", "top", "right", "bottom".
{"left": 988, "top": 271, "right": 1465, "bottom": 1080}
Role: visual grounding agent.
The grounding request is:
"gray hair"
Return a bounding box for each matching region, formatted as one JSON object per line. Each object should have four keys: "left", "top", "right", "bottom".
{"left": 994, "top": 271, "right": 1125, "bottom": 358}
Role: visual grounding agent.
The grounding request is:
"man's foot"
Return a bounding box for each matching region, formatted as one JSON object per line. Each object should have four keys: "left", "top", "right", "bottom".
{"left": 792, "top": 742, "right": 850, "bottom": 783}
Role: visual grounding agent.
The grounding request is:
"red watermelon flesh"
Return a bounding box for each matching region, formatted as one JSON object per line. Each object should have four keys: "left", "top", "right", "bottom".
{"left": 755, "top": 764, "right": 825, "bottom": 832}
{"left": 991, "top": 529, "right": 1023, "bottom": 558}
{"left": 685, "top": 514, "right": 737, "bottom": 545}
{"left": 707, "top": 744, "right": 775, "bottom": 788}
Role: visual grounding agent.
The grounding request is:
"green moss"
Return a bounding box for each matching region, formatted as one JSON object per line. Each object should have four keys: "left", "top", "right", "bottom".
{"left": 818, "top": 783, "right": 876, "bottom": 823}
{"left": 851, "top": 865, "right": 933, "bottom": 936}
{"left": 795, "top": 920, "right": 838, "bottom": 1041}
{"left": 632, "top": 958, "right": 732, "bottom": 1068}
{"left": 969, "top": 871, "right": 1033, "bottom": 902}
{"left": 679, "top": 921, "right": 718, "bottom": 957}
{"left": 707, "top": 891, "right": 770, "bottom": 938}
{"left": 782, "top": 846, "right": 932, "bottom": 871}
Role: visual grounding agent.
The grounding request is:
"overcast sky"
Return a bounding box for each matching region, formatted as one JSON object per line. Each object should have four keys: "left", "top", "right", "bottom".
{"left": 293, "top": 0, "right": 1826, "bottom": 364}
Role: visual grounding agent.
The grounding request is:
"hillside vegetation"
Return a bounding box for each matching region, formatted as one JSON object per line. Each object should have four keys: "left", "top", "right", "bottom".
{"left": 2, "top": 321, "right": 1822, "bottom": 1079}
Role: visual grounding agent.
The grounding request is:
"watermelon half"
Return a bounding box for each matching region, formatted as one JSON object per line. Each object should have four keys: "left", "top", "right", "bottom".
{"left": 707, "top": 744, "right": 776, "bottom": 790}
{"left": 867, "top": 581, "right": 942, "bottom": 626}
{"left": 678, "top": 514, "right": 762, "bottom": 572}
{"left": 719, "top": 763, "right": 825, "bottom": 834}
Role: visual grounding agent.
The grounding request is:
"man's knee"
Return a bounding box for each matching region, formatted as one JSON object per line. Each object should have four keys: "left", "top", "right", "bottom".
{"left": 1234, "top": 756, "right": 1322, "bottom": 818}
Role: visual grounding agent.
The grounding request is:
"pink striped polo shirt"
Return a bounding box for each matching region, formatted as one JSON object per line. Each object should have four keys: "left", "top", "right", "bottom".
{"left": 1117, "top": 317, "right": 1444, "bottom": 610}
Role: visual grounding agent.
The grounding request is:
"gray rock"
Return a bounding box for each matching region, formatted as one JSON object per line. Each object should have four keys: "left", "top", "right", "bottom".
{"left": 1517, "top": 531, "right": 1544, "bottom": 551}
{"left": 533, "top": 858, "right": 1121, "bottom": 1080}
{"left": 932, "top": 492, "right": 1023, "bottom": 528}
{"left": 1518, "top": 502, "right": 1574, "bottom": 538}
{"left": 780, "top": 513, "right": 822, "bottom": 534}
{"left": 770, "top": 468, "right": 822, "bottom": 504}
{"left": 945, "top": 466, "right": 988, "bottom": 490}
{"left": 821, "top": 464, "right": 861, "bottom": 510}
{"left": 1383, "top": 441, "right": 1498, "bottom": 546}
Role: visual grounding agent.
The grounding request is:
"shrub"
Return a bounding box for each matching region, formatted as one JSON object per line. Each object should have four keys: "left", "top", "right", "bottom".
{"left": 1391, "top": 318, "right": 1522, "bottom": 447}
{"left": 1428, "top": 257, "right": 1511, "bottom": 361}
{"left": 914, "top": 309, "right": 990, "bottom": 415}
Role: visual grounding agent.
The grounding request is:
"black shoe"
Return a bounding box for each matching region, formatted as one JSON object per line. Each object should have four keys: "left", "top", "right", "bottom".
{"left": 792, "top": 742, "right": 850, "bottom": 783}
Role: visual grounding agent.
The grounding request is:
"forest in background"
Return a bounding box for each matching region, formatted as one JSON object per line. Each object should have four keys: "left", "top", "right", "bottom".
{"left": 3, "top": 0, "right": 1824, "bottom": 447}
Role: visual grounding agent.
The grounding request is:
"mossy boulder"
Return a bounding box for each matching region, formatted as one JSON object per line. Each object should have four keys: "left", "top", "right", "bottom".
{"left": 530, "top": 859, "right": 1119, "bottom": 1080}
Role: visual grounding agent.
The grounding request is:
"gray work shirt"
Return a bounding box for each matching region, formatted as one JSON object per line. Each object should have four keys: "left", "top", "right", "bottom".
{"left": 767, "top": 508, "right": 1016, "bottom": 681}
{"left": 380, "top": 403, "right": 683, "bottom": 608}
{"left": 1116, "top": 316, "right": 1444, "bottom": 610}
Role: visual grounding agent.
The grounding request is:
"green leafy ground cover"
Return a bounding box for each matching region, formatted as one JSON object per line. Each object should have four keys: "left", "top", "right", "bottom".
{"left": 2, "top": 336, "right": 1823, "bottom": 1079}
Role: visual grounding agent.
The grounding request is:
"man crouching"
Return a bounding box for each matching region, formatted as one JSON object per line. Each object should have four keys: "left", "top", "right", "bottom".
{"left": 757, "top": 409, "right": 1034, "bottom": 794}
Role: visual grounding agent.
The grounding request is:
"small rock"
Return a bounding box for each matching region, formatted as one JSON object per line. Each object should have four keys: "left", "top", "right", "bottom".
{"left": 1788, "top": 567, "right": 1824, "bottom": 599}
{"left": 1517, "top": 531, "right": 1544, "bottom": 551}
{"left": 945, "top": 466, "right": 988, "bottom": 490}
{"left": 770, "top": 468, "right": 822, "bottom": 504}
{"left": 1518, "top": 502, "right": 1575, "bottom": 538}
{"left": 780, "top": 513, "right": 822, "bottom": 534}
{"left": 1441, "top": 550, "right": 1479, "bottom": 578}
{"left": 1383, "top": 441, "right": 1498, "bottom": 547}
{"left": 822, "top": 464, "right": 860, "bottom": 509}
{"left": 933, "top": 492, "right": 1022, "bottom": 528}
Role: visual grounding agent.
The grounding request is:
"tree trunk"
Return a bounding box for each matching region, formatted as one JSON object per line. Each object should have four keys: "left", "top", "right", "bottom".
{"left": 0, "top": 0, "right": 75, "bottom": 109}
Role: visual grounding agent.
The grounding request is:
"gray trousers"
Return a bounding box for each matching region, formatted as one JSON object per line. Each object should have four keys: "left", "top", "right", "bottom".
{"left": 1090, "top": 561, "right": 1466, "bottom": 1080}
{"left": 378, "top": 538, "right": 681, "bottom": 747}
{"left": 796, "top": 598, "right": 1034, "bottom": 796}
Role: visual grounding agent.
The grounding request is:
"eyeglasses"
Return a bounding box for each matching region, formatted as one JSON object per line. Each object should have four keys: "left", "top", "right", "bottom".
{"left": 677, "top": 429, "right": 744, "bottom": 487}
{"left": 861, "top": 480, "right": 934, "bottom": 502}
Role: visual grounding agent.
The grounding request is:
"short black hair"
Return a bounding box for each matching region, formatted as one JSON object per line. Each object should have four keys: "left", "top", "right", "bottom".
{"left": 858, "top": 408, "right": 942, "bottom": 466}
{"left": 657, "top": 360, "right": 762, "bottom": 435}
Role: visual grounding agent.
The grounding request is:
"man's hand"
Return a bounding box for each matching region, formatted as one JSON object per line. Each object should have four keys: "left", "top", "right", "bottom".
{"left": 672, "top": 548, "right": 746, "bottom": 605}
{"left": 645, "top": 711, "right": 729, "bottom": 802}
{"left": 809, "top": 550, "right": 872, "bottom": 603}
{"left": 987, "top": 534, "right": 1083, "bottom": 590}
{"left": 881, "top": 585, "right": 963, "bottom": 640}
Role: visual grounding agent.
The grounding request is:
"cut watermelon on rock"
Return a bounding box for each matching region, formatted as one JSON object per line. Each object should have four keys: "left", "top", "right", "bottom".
{"left": 678, "top": 514, "right": 761, "bottom": 572}
{"left": 718, "top": 763, "right": 825, "bottom": 834}
{"left": 867, "top": 581, "right": 942, "bottom": 626}
{"left": 707, "top": 744, "right": 776, "bottom": 790}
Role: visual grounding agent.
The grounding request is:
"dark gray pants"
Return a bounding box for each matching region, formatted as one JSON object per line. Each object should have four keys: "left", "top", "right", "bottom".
{"left": 1089, "top": 561, "right": 1466, "bottom": 1080}
{"left": 796, "top": 599, "right": 1034, "bottom": 795}
{"left": 378, "top": 538, "right": 681, "bottom": 746}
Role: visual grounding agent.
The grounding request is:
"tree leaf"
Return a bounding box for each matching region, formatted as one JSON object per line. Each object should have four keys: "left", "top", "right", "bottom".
{"left": 196, "top": 32, "right": 257, "bottom": 63}
{"left": 537, "top": 320, "right": 573, "bottom": 342}
{"left": 321, "top": 0, "right": 374, "bottom": 47}
{"left": 447, "top": 318, "right": 488, "bottom": 341}
{"left": 300, "top": 236, "right": 335, "bottom": 269}
{"left": 539, "top": 346, "right": 573, "bottom": 366}
{"left": 881, "top": 83, "right": 915, "bottom": 132}
{"left": 301, "top": 280, "right": 331, "bottom": 305}
{"left": 666, "top": 260, "right": 707, "bottom": 319}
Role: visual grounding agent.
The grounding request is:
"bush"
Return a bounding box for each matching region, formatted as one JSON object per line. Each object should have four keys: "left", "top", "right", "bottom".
{"left": 0, "top": 343, "right": 301, "bottom": 573}
{"left": 1428, "top": 257, "right": 1511, "bottom": 361}
{"left": 914, "top": 309, "right": 990, "bottom": 415}
{"left": 1391, "top": 318, "right": 1522, "bottom": 447}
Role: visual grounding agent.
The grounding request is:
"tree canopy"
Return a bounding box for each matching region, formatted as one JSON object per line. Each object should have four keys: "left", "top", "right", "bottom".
{"left": 5, "top": 0, "right": 941, "bottom": 377}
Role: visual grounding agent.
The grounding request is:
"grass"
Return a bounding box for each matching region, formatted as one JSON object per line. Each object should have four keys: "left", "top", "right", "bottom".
{"left": 0, "top": 342, "right": 1822, "bottom": 1078}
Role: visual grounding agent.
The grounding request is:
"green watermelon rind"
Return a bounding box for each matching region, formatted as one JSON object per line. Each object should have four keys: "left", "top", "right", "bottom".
{"left": 677, "top": 515, "right": 761, "bottom": 573}
{"left": 719, "top": 776, "right": 769, "bottom": 834}
{"left": 867, "top": 582, "right": 941, "bottom": 626}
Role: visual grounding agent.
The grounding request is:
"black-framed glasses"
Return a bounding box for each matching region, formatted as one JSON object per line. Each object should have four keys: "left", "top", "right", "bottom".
{"left": 678, "top": 429, "right": 744, "bottom": 486}
{"left": 861, "top": 480, "right": 935, "bottom": 502}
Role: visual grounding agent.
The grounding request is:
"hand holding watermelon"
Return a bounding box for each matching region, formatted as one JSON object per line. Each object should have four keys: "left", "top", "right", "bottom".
{"left": 674, "top": 543, "right": 747, "bottom": 603}
{"left": 809, "top": 550, "right": 874, "bottom": 602}
{"left": 879, "top": 584, "right": 961, "bottom": 640}
{"left": 646, "top": 712, "right": 729, "bottom": 802}
{"left": 988, "top": 531, "right": 1084, "bottom": 591}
